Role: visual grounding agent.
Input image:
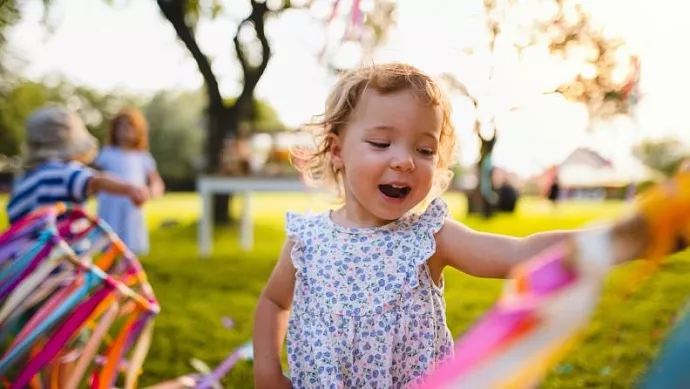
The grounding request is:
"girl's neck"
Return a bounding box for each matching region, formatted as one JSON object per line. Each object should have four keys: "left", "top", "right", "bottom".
{"left": 114, "top": 144, "right": 138, "bottom": 151}
{"left": 332, "top": 200, "right": 397, "bottom": 229}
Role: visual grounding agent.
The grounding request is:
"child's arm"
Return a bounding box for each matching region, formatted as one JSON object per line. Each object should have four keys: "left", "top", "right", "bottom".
{"left": 437, "top": 169, "right": 690, "bottom": 280}
{"left": 434, "top": 219, "right": 573, "bottom": 279}
{"left": 253, "top": 241, "right": 296, "bottom": 389}
{"left": 147, "top": 170, "right": 165, "bottom": 198}
{"left": 86, "top": 173, "right": 149, "bottom": 206}
{"left": 144, "top": 152, "right": 164, "bottom": 198}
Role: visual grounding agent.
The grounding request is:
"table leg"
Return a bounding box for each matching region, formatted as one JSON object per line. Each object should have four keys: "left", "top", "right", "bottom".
{"left": 240, "top": 191, "right": 253, "bottom": 251}
{"left": 199, "top": 187, "right": 213, "bottom": 258}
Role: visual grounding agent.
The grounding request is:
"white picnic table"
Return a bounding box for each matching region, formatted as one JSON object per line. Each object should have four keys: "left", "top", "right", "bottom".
{"left": 196, "top": 175, "right": 308, "bottom": 258}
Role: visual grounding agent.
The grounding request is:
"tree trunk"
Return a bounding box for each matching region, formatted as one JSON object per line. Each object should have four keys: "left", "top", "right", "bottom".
{"left": 467, "top": 162, "right": 493, "bottom": 218}
{"left": 206, "top": 106, "right": 240, "bottom": 225}
{"left": 467, "top": 129, "right": 497, "bottom": 219}
{"left": 476, "top": 156, "right": 494, "bottom": 218}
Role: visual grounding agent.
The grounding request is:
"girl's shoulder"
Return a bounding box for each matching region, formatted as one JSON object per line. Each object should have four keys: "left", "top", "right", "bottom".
{"left": 285, "top": 209, "right": 329, "bottom": 240}
{"left": 101, "top": 145, "right": 150, "bottom": 155}
{"left": 407, "top": 196, "right": 449, "bottom": 233}
{"left": 97, "top": 145, "right": 122, "bottom": 159}
{"left": 101, "top": 146, "right": 153, "bottom": 161}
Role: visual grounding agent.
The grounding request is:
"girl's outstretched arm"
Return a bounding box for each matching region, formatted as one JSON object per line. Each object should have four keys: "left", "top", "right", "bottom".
{"left": 436, "top": 167, "right": 690, "bottom": 279}
{"left": 253, "top": 240, "right": 296, "bottom": 389}
{"left": 434, "top": 219, "right": 572, "bottom": 279}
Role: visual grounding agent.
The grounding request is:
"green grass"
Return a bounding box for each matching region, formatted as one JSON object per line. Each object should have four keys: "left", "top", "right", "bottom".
{"left": 1, "top": 193, "right": 688, "bottom": 388}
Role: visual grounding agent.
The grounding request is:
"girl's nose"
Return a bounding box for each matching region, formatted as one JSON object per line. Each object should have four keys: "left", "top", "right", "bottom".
{"left": 391, "top": 153, "right": 415, "bottom": 172}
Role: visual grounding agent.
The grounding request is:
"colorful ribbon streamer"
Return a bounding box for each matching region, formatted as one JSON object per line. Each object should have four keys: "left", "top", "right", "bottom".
{"left": 0, "top": 203, "right": 160, "bottom": 388}
{"left": 417, "top": 171, "right": 690, "bottom": 388}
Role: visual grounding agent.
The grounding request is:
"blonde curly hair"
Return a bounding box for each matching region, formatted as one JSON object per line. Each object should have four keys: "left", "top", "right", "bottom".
{"left": 293, "top": 62, "right": 457, "bottom": 202}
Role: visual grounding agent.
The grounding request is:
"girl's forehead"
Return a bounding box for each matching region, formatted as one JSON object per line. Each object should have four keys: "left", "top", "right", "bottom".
{"left": 357, "top": 88, "right": 425, "bottom": 107}
{"left": 118, "top": 117, "right": 134, "bottom": 126}
{"left": 352, "top": 90, "right": 443, "bottom": 130}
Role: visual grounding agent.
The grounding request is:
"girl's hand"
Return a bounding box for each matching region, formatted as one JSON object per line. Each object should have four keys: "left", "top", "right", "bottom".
{"left": 147, "top": 170, "right": 166, "bottom": 199}
{"left": 128, "top": 185, "right": 150, "bottom": 206}
{"left": 149, "top": 180, "right": 165, "bottom": 199}
{"left": 565, "top": 170, "right": 690, "bottom": 275}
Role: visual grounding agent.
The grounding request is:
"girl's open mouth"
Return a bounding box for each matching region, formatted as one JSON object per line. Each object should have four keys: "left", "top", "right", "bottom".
{"left": 379, "top": 184, "right": 411, "bottom": 199}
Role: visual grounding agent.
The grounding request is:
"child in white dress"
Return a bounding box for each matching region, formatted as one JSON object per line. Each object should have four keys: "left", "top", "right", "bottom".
{"left": 95, "top": 107, "right": 164, "bottom": 255}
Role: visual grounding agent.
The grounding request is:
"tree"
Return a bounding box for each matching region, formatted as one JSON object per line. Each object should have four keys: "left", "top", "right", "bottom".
{"left": 248, "top": 98, "right": 285, "bottom": 133}
{"left": 49, "top": 79, "right": 142, "bottom": 142}
{"left": 144, "top": 90, "right": 206, "bottom": 184}
{"left": 143, "top": 90, "right": 284, "bottom": 185}
{"left": 155, "top": 0, "right": 396, "bottom": 223}
{"left": 0, "top": 0, "right": 20, "bottom": 78}
{"left": 0, "top": 81, "right": 53, "bottom": 157}
{"left": 224, "top": 96, "right": 286, "bottom": 133}
{"left": 30, "top": 0, "right": 395, "bottom": 222}
{"left": 633, "top": 138, "right": 689, "bottom": 178}
{"left": 0, "top": 77, "right": 138, "bottom": 158}
{"left": 443, "top": 0, "right": 640, "bottom": 217}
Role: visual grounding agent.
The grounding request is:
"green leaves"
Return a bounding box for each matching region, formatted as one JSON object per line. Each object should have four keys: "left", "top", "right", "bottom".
{"left": 634, "top": 138, "right": 690, "bottom": 178}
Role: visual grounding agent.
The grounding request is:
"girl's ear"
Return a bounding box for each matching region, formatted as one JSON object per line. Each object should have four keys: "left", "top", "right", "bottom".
{"left": 329, "top": 133, "right": 344, "bottom": 171}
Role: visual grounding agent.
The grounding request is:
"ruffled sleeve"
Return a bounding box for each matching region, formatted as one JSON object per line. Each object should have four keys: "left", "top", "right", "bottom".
{"left": 416, "top": 197, "right": 449, "bottom": 234}
{"left": 285, "top": 211, "right": 312, "bottom": 271}
{"left": 286, "top": 211, "right": 307, "bottom": 241}
{"left": 407, "top": 197, "right": 450, "bottom": 287}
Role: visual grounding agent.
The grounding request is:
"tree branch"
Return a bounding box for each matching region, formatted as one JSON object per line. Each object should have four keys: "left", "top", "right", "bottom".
{"left": 233, "top": 26, "right": 250, "bottom": 84}
{"left": 253, "top": 4, "right": 271, "bottom": 79}
{"left": 234, "top": 0, "right": 271, "bottom": 116}
{"left": 275, "top": 0, "right": 316, "bottom": 12}
{"left": 440, "top": 74, "right": 478, "bottom": 105}
{"left": 157, "top": 0, "right": 223, "bottom": 110}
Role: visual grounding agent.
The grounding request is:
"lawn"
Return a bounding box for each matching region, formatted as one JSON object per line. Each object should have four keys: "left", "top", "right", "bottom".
{"left": 1, "top": 192, "right": 689, "bottom": 388}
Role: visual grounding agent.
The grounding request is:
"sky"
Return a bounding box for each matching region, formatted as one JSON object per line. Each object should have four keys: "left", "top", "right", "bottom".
{"left": 6, "top": 0, "right": 690, "bottom": 177}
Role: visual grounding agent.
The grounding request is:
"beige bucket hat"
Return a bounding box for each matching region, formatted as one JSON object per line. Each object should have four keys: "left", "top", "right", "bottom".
{"left": 25, "top": 105, "right": 99, "bottom": 164}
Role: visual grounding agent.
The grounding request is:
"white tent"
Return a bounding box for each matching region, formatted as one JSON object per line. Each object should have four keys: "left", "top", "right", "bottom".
{"left": 558, "top": 162, "right": 658, "bottom": 188}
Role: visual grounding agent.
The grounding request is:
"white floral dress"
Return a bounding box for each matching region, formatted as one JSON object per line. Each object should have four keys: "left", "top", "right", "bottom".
{"left": 285, "top": 197, "right": 454, "bottom": 388}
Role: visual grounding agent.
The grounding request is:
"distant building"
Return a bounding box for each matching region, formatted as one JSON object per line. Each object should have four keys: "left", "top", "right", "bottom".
{"left": 534, "top": 147, "right": 655, "bottom": 200}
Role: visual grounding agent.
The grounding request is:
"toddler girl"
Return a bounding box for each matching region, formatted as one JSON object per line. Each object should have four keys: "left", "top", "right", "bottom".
{"left": 95, "top": 107, "right": 164, "bottom": 255}
{"left": 252, "top": 63, "right": 579, "bottom": 388}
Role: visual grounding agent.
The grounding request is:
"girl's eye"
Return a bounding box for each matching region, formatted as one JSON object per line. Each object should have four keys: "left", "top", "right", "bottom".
{"left": 418, "top": 148, "right": 435, "bottom": 156}
{"left": 367, "top": 141, "right": 390, "bottom": 149}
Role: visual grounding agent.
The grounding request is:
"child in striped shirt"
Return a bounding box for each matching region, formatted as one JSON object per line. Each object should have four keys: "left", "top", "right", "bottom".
{"left": 6, "top": 105, "right": 149, "bottom": 225}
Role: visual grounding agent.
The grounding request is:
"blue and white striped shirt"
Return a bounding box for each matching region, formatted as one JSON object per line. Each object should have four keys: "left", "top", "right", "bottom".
{"left": 6, "top": 160, "right": 94, "bottom": 224}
